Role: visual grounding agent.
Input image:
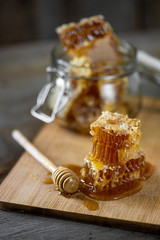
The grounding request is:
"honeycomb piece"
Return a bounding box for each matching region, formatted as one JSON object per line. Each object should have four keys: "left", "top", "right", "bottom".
{"left": 90, "top": 111, "right": 141, "bottom": 164}
{"left": 81, "top": 151, "right": 146, "bottom": 191}
{"left": 56, "top": 15, "right": 110, "bottom": 50}
{"left": 56, "top": 15, "right": 123, "bottom": 66}
{"left": 62, "top": 79, "right": 102, "bottom": 133}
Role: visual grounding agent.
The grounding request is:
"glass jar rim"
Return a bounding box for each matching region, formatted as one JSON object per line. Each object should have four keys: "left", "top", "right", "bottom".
{"left": 51, "top": 40, "right": 137, "bottom": 80}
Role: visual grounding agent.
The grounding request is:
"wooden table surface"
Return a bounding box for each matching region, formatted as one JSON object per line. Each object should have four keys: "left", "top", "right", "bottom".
{"left": 0, "top": 31, "right": 160, "bottom": 240}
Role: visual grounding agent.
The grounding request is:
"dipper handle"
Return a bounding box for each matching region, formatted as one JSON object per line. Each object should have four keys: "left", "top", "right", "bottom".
{"left": 12, "top": 130, "right": 57, "bottom": 173}
{"left": 12, "top": 130, "right": 79, "bottom": 194}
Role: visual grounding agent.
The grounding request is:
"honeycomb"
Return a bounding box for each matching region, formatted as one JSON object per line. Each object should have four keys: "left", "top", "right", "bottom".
{"left": 80, "top": 111, "right": 151, "bottom": 199}
{"left": 56, "top": 15, "right": 122, "bottom": 65}
{"left": 90, "top": 111, "right": 141, "bottom": 164}
{"left": 81, "top": 151, "right": 146, "bottom": 191}
{"left": 56, "top": 15, "right": 109, "bottom": 47}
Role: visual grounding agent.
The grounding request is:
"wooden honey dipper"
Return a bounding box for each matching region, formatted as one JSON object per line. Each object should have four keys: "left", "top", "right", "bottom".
{"left": 12, "top": 130, "right": 79, "bottom": 194}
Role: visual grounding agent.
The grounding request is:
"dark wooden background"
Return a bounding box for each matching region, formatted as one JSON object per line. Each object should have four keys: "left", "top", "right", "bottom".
{"left": 0, "top": 0, "right": 160, "bottom": 46}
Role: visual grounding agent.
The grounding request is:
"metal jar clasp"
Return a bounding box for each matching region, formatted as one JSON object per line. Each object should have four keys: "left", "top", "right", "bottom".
{"left": 31, "top": 66, "right": 69, "bottom": 123}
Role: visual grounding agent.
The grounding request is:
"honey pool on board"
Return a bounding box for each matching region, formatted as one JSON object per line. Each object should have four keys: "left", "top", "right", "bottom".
{"left": 43, "top": 161, "right": 152, "bottom": 204}
{"left": 43, "top": 165, "right": 99, "bottom": 211}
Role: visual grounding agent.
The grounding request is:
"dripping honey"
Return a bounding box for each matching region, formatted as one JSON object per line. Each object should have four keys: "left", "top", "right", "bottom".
{"left": 60, "top": 191, "right": 99, "bottom": 211}
{"left": 43, "top": 178, "right": 53, "bottom": 184}
{"left": 66, "top": 163, "right": 152, "bottom": 201}
{"left": 43, "top": 164, "right": 99, "bottom": 211}
{"left": 81, "top": 162, "right": 152, "bottom": 201}
{"left": 43, "top": 163, "right": 152, "bottom": 202}
{"left": 61, "top": 164, "right": 99, "bottom": 211}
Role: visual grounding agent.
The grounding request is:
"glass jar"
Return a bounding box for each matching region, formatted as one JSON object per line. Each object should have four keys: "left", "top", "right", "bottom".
{"left": 31, "top": 40, "right": 141, "bottom": 134}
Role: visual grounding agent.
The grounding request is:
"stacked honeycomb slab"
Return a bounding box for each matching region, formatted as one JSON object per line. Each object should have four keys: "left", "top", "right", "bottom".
{"left": 81, "top": 111, "right": 149, "bottom": 195}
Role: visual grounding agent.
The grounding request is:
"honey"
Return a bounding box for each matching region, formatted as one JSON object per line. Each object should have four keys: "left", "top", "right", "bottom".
{"left": 42, "top": 158, "right": 152, "bottom": 205}
{"left": 62, "top": 164, "right": 99, "bottom": 210}
{"left": 60, "top": 191, "right": 99, "bottom": 211}
{"left": 61, "top": 162, "right": 152, "bottom": 201}
{"left": 43, "top": 164, "right": 99, "bottom": 211}
{"left": 82, "top": 152, "right": 149, "bottom": 191}
{"left": 80, "top": 111, "right": 152, "bottom": 200}
{"left": 43, "top": 177, "right": 53, "bottom": 185}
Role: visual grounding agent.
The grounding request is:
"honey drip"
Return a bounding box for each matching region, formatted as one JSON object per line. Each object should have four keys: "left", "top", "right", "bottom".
{"left": 60, "top": 191, "right": 99, "bottom": 211}
{"left": 65, "top": 163, "right": 152, "bottom": 201}
{"left": 43, "top": 161, "right": 152, "bottom": 208}
{"left": 81, "top": 162, "right": 152, "bottom": 200}
{"left": 43, "top": 178, "right": 53, "bottom": 184}
{"left": 43, "top": 164, "right": 99, "bottom": 211}
{"left": 61, "top": 164, "right": 99, "bottom": 210}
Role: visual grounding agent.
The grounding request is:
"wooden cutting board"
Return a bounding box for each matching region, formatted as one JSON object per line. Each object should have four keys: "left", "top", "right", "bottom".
{"left": 0, "top": 98, "right": 160, "bottom": 233}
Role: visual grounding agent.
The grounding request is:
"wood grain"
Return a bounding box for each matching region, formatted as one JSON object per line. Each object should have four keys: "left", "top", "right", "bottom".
{"left": 0, "top": 98, "right": 160, "bottom": 233}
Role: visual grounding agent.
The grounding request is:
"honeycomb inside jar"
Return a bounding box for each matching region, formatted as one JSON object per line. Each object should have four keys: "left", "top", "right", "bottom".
{"left": 54, "top": 15, "right": 136, "bottom": 134}
{"left": 57, "top": 76, "right": 129, "bottom": 134}
{"left": 80, "top": 111, "right": 152, "bottom": 200}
